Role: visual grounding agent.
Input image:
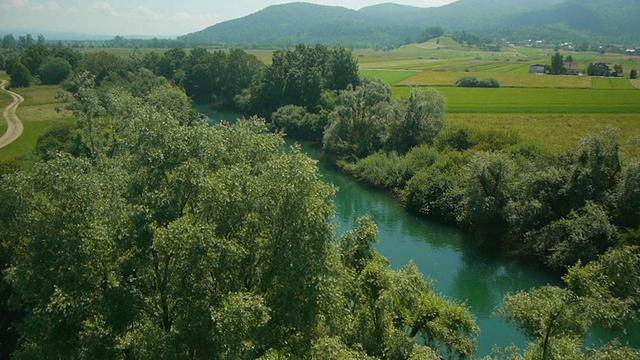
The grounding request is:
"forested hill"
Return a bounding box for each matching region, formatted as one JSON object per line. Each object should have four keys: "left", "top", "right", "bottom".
{"left": 179, "top": 0, "right": 640, "bottom": 48}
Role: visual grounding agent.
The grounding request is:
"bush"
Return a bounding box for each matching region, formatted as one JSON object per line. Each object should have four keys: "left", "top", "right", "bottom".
{"left": 9, "top": 61, "right": 32, "bottom": 88}
{"left": 455, "top": 76, "right": 500, "bottom": 88}
{"left": 343, "top": 151, "right": 410, "bottom": 189}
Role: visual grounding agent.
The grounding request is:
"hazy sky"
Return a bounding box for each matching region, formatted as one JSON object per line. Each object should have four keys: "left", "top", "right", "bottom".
{"left": 0, "top": 0, "right": 457, "bottom": 37}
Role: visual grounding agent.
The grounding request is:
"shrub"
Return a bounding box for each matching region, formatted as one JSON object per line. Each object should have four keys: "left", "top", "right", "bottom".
{"left": 343, "top": 151, "right": 409, "bottom": 189}
{"left": 455, "top": 76, "right": 500, "bottom": 88}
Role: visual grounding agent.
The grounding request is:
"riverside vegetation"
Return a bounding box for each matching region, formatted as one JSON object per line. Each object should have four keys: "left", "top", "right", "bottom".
{"left": 0, "top": 40, "right": 640, "bottom": 359}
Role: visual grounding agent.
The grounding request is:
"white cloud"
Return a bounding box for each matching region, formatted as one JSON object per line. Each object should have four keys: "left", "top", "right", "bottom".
{"left": 130, "top": 6, "right": 162, "bottom": 19}
{"left": 35, "top": 1, "right": 61, "bottom": 11}
{"left": 0, "top": 0, "right": 29, "bottom": 9}
{"left": 92, "top": 1, "right": 113, "bottom": 13}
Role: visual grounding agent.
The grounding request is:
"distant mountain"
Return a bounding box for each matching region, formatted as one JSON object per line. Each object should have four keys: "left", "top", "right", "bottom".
{"left": 179, "top": 0, "right": 640, "bottom": 47}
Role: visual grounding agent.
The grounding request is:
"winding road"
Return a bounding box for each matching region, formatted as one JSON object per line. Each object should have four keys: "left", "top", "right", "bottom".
{"left": 0, "top": 79, "right": 24, "bottom": 149}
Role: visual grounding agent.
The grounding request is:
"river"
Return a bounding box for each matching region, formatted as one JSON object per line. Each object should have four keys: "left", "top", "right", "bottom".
{"left": 197, "top": 106, "right": 640, "bottom": 356}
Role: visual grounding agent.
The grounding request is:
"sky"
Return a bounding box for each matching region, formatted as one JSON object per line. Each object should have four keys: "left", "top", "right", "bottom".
{"left": 0, "top": 0, "right": 457, "bottom": 37}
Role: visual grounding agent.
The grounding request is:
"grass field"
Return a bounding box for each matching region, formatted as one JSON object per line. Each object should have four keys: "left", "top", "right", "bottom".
{"left": 448, "top": 113, "right": 640, "bottom": 158}
{"left": 0, "top": 84, "right": 74, "bottom": 167}
{"left": 360, "top": 70, "right": 418, "bottom": 85}
{"left": 391, "top": 87, "right": 640, "bottom": 114}
{"left": 397, "top": 71, "right": 593, "bottom": 88}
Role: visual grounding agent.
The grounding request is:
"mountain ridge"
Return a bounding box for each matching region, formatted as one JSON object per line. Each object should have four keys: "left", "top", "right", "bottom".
{"left": 179, "top": 0, "right": 640, "bottom": 47}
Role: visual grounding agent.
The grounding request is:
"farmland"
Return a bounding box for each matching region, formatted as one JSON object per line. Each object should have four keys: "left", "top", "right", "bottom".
{"left": 354, "top": 37, "right": 640, "bottom": 155}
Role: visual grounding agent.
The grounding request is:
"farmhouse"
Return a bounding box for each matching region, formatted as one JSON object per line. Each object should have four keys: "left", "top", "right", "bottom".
{"left": 529, "top": 64, "right": 545, "bottom": 74}
{"left": 563, "top": 61, "right": 579, "bottom": 75}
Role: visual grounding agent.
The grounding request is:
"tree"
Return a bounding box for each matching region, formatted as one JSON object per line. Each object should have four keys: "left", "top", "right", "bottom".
{"left": 613, "top": 64, "right": 623, "bottom": 76}
{"left": 336, "top": 216, "right": 479, "bottom": 359}
{"left": 323, "top": 78, "right": 396, "bottom": 159}
{"left": 327, "top": 46, "right": 361, "bottom": 92}
{"left": 629, "top": 69, "right": 637, "bottom": 79}
{"left": 9, "top": 61, "right": 32, "bottom": 88}
{"left": 497, "top": 246, "right": 639, "bottom": 360}
{"left": 416, "top": 26, "right": 445, "bottom": 43}
{"left": 550, "top": 52, "right": 564, "bottom": 75}
{"left": 458, "top": 151, "right": 516, "bottom": 245}
{"left": 390, "top": 88, "right": 446, "bottom": 152}
{"left": 616, "top": 160, "right": 640, "bottom": 227}
{"left": 20, "top": 43, "right": 50, "bottom": 74}
{"left": 37, "top": 57, "right": 72, "bottom": 85}
{"left": 74, "top": 51, "right": 128, "bottom": 85}
{"left": 529, "top": 201, "right": 618, "bottom": 269}
{"left": 2, "top": 34, "right": 17, "bottom": 49}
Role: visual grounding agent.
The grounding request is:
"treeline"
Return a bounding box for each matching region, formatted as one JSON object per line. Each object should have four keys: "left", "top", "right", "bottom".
{"left": 0, "top": 65, "right": 481, "bottom": 359}
{"left": 0, "top": 36, "right": 83, "bottom": 87}
{"left": 344, "top": 122, "right": 640, "bottom": 270}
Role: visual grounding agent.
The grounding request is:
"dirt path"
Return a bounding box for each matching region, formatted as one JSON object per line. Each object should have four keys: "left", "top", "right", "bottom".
{"left": 0, "top": 80, "right": 24, "bottom": 149}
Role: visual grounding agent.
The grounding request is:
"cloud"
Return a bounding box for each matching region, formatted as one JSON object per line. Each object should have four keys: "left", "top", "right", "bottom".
{"left": 35, "top": 1, "right": 61, "bottom": 11}
{"left": 130, "top": 6, "right": 162, "bottom": 20}
{"left": 92, "top": 1, "right": 113, "bottom": 13}
{"left": 0, "top": 0, "right": 29, "bottom": 9}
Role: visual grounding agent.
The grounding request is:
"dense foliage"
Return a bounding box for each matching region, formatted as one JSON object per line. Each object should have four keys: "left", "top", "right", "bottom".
{"left": 0, "top": 69, "right": 480, "bottom": 359}
{"left": 2, "top": 39, "right": 83, "bottom": 87}
{"left": 237, "top": 44, "right": 360, "bottom": 118}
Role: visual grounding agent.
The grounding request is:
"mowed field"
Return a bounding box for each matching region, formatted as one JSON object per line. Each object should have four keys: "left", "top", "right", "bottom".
{"left": 356, "top": 38, "right": 640, "bottom": 156}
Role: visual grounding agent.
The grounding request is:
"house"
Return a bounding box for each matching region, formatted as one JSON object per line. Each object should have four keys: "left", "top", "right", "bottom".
{"left": 563, "top": 61, "right": 579, "bottom": 75}
{"left": 529, "top": 64, "right": 545, "bottom": 74}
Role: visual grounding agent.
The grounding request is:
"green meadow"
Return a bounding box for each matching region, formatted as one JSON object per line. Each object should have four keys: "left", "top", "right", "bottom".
{"left": 0, "top": 79, "right": 74, "bottom": 166}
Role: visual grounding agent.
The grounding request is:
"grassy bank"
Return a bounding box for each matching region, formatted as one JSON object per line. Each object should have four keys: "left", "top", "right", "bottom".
{"left": 0, "top": 84, "right": 74, "bottom": 167}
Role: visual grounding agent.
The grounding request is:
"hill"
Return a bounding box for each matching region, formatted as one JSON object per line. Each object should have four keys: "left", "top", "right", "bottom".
{"left": 179, "top": 0, "right": 640, "bottom": 48}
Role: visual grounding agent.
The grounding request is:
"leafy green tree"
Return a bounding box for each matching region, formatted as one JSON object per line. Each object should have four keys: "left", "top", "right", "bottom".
{"left": 497, "top": 246, "right": 639, "bottom": 360}
{"left": 613, "top": 64, "right": 623, "bottom": 76}
{"left": 323, "top": 78, "right": 395, "bottom": 159}
{"left": 35, "top": 122, "right": 82, "bottom": 160}
{"left": 2, "top": 34, "right": 17, "bottom": 49}
{"left": 326, "top": 45, "right": 361, "bottom": 92}
{"left": 51, "top": 47, "right": 83, "bottom": 69}
{"left": 9, "top": 61, "right": 32, "bottom": 88}
{"left": 337, "top": 216, "right": 479, "bottom": 359}
{"left": 550, "top": 52, "right": 564, "bottom": 75}
{"left": 566, "top": 128, "right": 622, "bottom": 207}
{"left": 74, "top": 51, "right": 128, "bottom": 85}
{"left": 240, "top": 44, "right": 358, "bottom": 118}
{"left": 630, "top": 69, "right": 637, "bottom": 79}
{"left": 20, "top": 43, "right": 50, "bottom": 74}
{"left": 529, "top": 201, "right": 618, "bottom": 269}
{"left": 37, "top": 57, "right": 72, "bottom": 84}
{"left": 390, "top": 88, "right": 446, "bottom": 152}
{"left": 458, "top": 151, "right": 516, "bottom": 245}
{"left": 157, "top": 47, "right": 187, "bottom": 82}
{"left": 615, "top": 160, "right": 640, "bottom": 227}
